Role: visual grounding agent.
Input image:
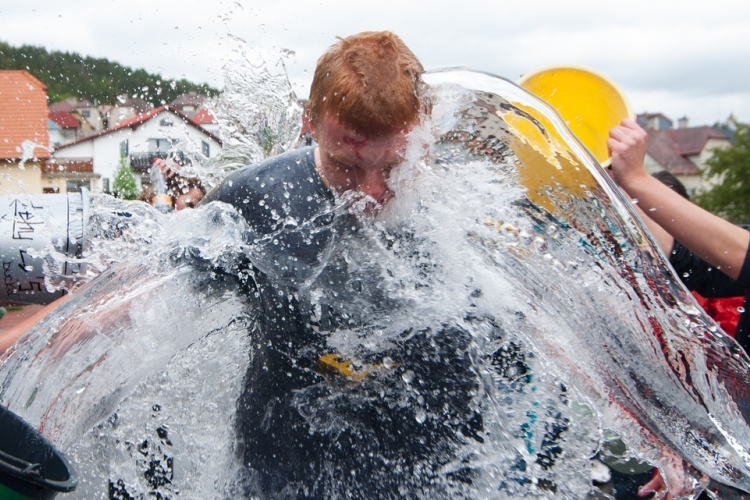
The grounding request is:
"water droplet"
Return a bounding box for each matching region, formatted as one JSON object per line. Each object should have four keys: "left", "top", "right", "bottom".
{"left": 534, "top": 236, "right": 547, "bottom": 253}
{"left": 738, "top": 307, "right": 746, "bottom": 313}
{"left": 402, "top": 370, "right": 415, "bottom": 384}
{"left": 382, "top": 356, "right": 394, "bottom": 369}
{"left": 415, "top": 410, "right": 426, "bottom": 424}
{"left": 518, "top": 230, "right": 532, "bottom": 247}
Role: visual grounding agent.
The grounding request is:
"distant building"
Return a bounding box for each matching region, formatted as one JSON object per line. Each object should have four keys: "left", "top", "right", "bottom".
{"left": 52, "top": 106, "right": 222, "bottom": 194}
{"left": 48, "top": 97, "right": 105, "bottom": 133}
{"left": 638, "top": 112, "right": 732, "bottom": 197}
{"left": 170, "top": 92, "right": 208, "bottom": 118}
{"left": 48, "top": 112, "right": 80, "bottom": 147}
{"left": 636, "top": 112, "right": 673, "bottom": 131}
{"left": 0, "top": 70, "right": 50, "bottom": 195}
{"left": 190, "top": 107, "right": 220, "bottom": 136}
{"left": 104, "top": 96, "right": 153, "bottom": 129}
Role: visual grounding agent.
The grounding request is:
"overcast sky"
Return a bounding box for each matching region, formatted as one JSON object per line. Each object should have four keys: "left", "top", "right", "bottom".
{"left": 2, "top": 0, "right": 749, "bottom": 126}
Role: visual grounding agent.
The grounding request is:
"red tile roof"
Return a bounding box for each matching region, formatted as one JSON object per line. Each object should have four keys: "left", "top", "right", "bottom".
{"left": 0, "top": 70, "right": 50, "bottom": 160}
{"left": 645, "top": 126, "right": 730, "bottom": 175}
{"left": 53, "top": 105, "right": 222, "bottom": 151}
{"left": 190, "top": 107, "right": 216, "bottom": 125}
{"left": 47, "top": 99, "right": 76, "bottom": 113}
{"left": 671, "top": 126, "right": 728, "bottom": 155}
{"left": 48, "top": 111, "right": 80, "bottom": 129}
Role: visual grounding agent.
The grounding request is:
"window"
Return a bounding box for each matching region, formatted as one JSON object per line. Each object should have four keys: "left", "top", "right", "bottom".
{"left": 66, "top": 180, "right": 91, "bottom": 193}
{"left": 202, "top": 141, "right": 210, "bottom": 157}
{"left": 149, "top": 138, "right": 175, "bottom": 154}
{"left": 43, "top": 187, "right": 60, "bottom": 194}
{"left": 160, "top": 118, "right": 174, "bottom": 126}
{"left": 120, "top": 140, "right": 129, "bottom": 157}
{"left": 81, "top": 110, "right": 91, "bottom": 118}
{"left": 102, "top": 178, "right": 110, "bottom": 193}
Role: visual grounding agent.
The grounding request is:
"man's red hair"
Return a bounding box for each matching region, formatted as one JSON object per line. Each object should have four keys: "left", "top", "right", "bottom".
{"left": 307, "top": 31, "right": 424, "bottom": 138}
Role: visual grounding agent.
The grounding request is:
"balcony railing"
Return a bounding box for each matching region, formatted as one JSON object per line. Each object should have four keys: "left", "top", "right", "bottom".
{"left": 129, "top": 152, "right": 192, "bottom": 174}
{"left": 129, "top": 153, "right": 167, "bottom": 173}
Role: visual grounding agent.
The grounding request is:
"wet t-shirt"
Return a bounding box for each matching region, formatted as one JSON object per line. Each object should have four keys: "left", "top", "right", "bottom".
{"left": 670, "top": 228, "right": 750, "bottom": 350}
{"left": 202, "top": 147, "right": 337, "bottom": 281}
{"left": 202, "top": 147, "right": 484, "bottom": 499}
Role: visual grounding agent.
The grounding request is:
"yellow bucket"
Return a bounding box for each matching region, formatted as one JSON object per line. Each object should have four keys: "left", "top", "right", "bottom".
{"left": 518, "top": 66, "right": 633, "bottom": 167}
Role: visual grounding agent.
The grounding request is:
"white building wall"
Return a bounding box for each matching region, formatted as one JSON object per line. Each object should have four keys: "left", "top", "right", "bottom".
{"left": 698, "top": 138, "right": 730, "bottom": 167}
{"left": 52, "top": 110, "right": 222, "bottom": 194}
{"left": 93, "top": 132, "right": 130, "bottom": 192}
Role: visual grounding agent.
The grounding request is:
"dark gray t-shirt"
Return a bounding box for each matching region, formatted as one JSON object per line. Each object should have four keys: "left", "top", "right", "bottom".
{"left": 202, "top": 147, "right": 485, "bottom": 498}
{"left": 202, "top": 146, "right": 338, "bottom": 283}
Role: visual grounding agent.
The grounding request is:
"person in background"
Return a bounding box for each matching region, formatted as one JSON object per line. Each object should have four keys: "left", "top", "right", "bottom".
{"left": 608, "top": 118, "right": 750, "bottom": 351}
{"left": 138, "top": 157, "right": 206, "bottom": 210}
{"left": 651, "top": 170, "right": 746, "bottom": 337}
{"left": 608, "top": 119, "right": 750, "bottom": 499}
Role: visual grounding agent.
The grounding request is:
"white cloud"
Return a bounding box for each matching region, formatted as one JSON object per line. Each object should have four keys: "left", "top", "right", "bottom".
{"left": 2, "top": 0, "right": 749, "bottom": 124}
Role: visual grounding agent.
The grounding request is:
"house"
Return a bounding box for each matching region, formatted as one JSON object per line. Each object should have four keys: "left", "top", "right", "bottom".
{"left": 104, "top": 96, "right": 153, "bottom": 129}
{"left": 190, "top": 107, "right": 220, "bottom": 136}
{"left": 48, "top": 97, "right": 105, "bottom": 133}
{"left": 170, "top": 92, "right": 208, "bottom": 118}
{"left": 52, "top": 105, "right": 223, "bottom": 194}
{"left": 637, "top": 113, "right": 732, "bottom": 197}
{"left": 0, "top": 70, "right": 50, "bottom": 195}
{"left": 48, "top": 112, "right": 80, "bottom": 147}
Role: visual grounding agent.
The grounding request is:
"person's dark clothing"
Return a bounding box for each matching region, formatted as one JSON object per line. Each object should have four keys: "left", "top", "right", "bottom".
{"left": 202, "top": 147, "right": 484, "bottom": 498}
{"left": 670, "top": 227, "right": 750, "bottom": 351}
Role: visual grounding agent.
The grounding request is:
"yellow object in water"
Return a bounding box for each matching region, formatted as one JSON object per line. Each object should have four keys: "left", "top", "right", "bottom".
{"left": 518, "top": 66, "right": 633, "bottom": 167}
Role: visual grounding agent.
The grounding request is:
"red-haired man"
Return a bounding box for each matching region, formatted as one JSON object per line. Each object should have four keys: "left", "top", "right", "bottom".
{"left": 201, "top": 32, "right": 482, "bottom": 498}
{"left": 202, "top": 30, "right": 424, "bottom": 216}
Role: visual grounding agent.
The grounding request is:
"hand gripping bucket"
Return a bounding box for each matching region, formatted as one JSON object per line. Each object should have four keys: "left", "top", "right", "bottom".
{"left": 0, "top": 406, "right": 78, "bottom": 499}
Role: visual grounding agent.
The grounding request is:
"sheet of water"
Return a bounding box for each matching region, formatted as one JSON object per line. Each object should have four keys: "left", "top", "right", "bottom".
{"left": 1, "top": 62, "right": 750, "bottom": 499}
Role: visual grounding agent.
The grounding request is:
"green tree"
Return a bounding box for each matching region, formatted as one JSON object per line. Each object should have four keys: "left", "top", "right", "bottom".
{"left": 694, "top": 124, "right": 750, "bottom": 224}
{"left": 112, "top": 156, "right": 139, "bottom": 200}
{"left": 0, "top": 41, "right": 218, "bottom": 105}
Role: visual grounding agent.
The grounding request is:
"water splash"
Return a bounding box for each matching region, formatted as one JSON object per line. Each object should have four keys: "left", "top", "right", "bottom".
{"left": 1, "top": 69, "right": 750, "bottom": 499}
{"left": 205, "top": 48, "right": 302, "bottom": 177}
{"left": 17, "top": 139, "right": 49, "bottom": 171}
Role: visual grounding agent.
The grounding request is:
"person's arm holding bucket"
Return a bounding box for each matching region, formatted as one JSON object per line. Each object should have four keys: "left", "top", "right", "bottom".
{"left": 608, "top": 119, "right": 750, "bottom": 282}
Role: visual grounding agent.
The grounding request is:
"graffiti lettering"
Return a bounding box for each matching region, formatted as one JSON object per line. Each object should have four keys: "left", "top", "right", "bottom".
{"left": 3, "top": 260, "right": 16, "bottom": 296}
{"left": 10, "top": 198, "right": 44, "bottom": 240}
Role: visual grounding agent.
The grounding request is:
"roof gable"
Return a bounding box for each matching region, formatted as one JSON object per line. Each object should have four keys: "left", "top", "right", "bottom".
{"left": 0, "top": 70, "right": 50, "bottom": 160}
{"left": 671, "top": 126, "right": 730, "bottom": 156}
{"left": 191, "top": 107, "right": 216, "bottom": 125}
{"left": 53, "top": 105, "right": 222, "bottom": 151}
{"left": 48, "top": 111, "right": 80, "bottom": 129}
{"left": 645, "top": 126, "right": 731, "bottom": 175}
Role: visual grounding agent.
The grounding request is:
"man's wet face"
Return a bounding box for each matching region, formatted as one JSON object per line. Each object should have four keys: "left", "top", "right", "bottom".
{"left": 313, "top": 114, "right": 413, "bottom": 212}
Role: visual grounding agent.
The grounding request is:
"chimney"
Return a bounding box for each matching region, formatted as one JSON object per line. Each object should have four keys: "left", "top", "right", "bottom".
{"left": 647, "top": 116, "right": 660, "bottom": 130}
{"left": 678, "top": 116, "right": 689, "bottom": 129}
